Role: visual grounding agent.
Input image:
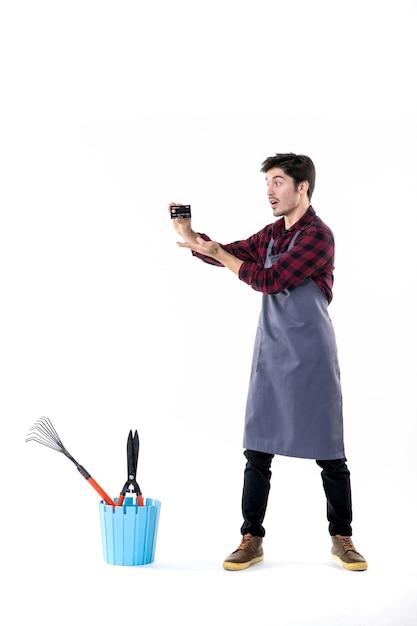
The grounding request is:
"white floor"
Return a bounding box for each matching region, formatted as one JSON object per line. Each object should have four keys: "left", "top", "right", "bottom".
{"left": 10, "top": 523, "right": 417, "bottom": 626}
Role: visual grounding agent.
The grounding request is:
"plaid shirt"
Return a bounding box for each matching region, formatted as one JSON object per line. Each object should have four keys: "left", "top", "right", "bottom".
{"left": 193, "top": 206, "right": 335, "bottom": 303}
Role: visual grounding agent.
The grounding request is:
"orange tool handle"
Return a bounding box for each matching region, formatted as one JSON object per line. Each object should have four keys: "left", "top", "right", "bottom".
{"left": 116, "top": 494, "right": 144, "bottom": 506}
{"left": 87, "top": 477, "right": 114, "bottom": 506}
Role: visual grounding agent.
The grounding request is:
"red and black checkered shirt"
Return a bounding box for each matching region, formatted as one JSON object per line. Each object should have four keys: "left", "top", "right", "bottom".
{"left": 193, "top": 206, "right": 335, "bottom": 304}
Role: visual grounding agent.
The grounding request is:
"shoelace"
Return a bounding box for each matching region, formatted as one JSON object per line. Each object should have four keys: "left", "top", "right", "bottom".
{"left": 238, "top": 534, "right": 255, "bottom": 550}
{"left": 339, "top": 536, "right": 355, "bottom": 552}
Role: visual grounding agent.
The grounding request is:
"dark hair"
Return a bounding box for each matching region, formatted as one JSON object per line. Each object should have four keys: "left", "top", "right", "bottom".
{"left": 260, "top": 153, "right": 316, "bottom": 200}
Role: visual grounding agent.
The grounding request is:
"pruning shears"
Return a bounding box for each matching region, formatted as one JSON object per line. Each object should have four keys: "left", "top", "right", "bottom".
{"left": 117, "top": 429, "right": 144, "bottom": 506}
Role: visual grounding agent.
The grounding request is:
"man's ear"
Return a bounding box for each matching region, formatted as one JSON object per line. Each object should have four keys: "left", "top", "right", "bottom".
{"left": 299, "top": 180, "right": 309, "bottom": 195}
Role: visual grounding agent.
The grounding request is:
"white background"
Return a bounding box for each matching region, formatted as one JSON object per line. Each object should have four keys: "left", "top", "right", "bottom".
{"left": 1, "top": 1, "right": 416, "bottom": 624}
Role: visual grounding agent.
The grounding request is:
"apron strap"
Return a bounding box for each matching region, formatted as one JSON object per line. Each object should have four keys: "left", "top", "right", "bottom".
{"left": 288, "top": 230, "right": 301, "bottom": 250}
{"left": 267, "top": 230, "right": 302, "bottom": 257}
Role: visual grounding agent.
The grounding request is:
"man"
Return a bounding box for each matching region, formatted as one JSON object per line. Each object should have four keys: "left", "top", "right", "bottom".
{"left": 169, "top": 153, "right": 367, "bottom": 572}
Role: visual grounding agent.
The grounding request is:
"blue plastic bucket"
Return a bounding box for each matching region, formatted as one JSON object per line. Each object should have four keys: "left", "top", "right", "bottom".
{"left": 99, "top": 497, "right": 161, "bottom": 566}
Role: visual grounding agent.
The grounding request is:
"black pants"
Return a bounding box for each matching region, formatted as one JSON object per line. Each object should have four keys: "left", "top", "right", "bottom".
{"left": 241, "top": 449, "right": 353, "bottom": 538}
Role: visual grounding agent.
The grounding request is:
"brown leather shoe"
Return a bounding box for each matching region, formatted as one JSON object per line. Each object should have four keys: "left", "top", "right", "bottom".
{"left": 223, "top": 533, "right": 264, "bottom": 571}
{"left": 331, "top": 535, "right": 368, "bottom": 571}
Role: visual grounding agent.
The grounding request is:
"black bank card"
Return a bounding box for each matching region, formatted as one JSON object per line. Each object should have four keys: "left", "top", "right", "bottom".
{"left": 170, "top": 204, "right": 191, "bottom": 219}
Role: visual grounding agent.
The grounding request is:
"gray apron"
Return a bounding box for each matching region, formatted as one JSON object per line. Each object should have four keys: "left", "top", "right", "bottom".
{"left": 243, "top": 231, "right": 345, "bottom": 460}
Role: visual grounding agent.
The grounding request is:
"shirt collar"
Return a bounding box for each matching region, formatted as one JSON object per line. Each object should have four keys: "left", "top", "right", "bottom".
{"left": 282, "top": 205, "right": 316, "bottom": 233}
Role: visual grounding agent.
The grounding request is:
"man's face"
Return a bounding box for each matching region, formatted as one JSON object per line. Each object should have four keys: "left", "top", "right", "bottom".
{"left": 265, "top": 167, "right": 305, "bottom": 218}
